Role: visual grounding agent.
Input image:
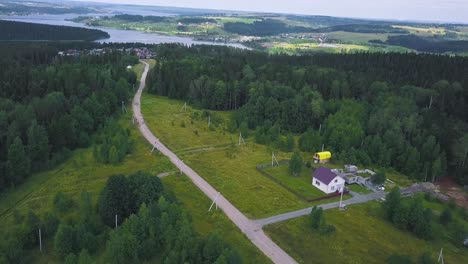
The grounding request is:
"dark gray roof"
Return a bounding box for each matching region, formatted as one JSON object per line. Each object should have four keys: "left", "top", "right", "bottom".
{"left": 313, "top": 167, "right": 337, "bottom": 185}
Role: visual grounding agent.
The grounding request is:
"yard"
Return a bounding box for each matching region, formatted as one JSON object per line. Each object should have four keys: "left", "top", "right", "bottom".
{"left": 265, "top": 201, "right": 468, "bottom": 264}
{"left": 262, "top": 165, "right": 326, "bottom": 200}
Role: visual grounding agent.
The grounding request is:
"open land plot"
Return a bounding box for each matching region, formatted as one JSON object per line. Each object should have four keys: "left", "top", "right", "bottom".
{"left": 327, "top": 31, "right": 392, "bottom": 43}
{"left": 262, "top": 165, "right": 326, "bottom": 200}
{"left": 163, "top": 175, "right": 271, "bottom": 264}
{"left": 141, "top": 95, "right": 234, "bottom": 152}
{"left": 269, "top": 41, "right": 370, "bottom": 54}
{"left": 265, "top": 201, "right": 468, "bottom": 264}
{"left": 180, "top": 145, "right": 309, "bottom": 218}
{"left": 393, "top": 25, "right": 446, "bottom": 36}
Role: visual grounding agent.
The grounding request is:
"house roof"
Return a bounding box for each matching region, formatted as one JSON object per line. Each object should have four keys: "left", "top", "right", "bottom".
{"left": 313, "top": 167, "right": 338, "bottom": 185}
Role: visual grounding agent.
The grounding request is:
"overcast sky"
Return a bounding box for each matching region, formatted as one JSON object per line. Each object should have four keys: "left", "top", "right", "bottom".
{"left": 74, "top": 0, "right": 468, "bottom": 23}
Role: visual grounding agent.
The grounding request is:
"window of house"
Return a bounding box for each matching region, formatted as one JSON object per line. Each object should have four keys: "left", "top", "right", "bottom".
{"left": 331, "top": 186, "right": 335, "bottom": 190}
{"left": 315, "top": 180, "right": 320, "bottom": 186}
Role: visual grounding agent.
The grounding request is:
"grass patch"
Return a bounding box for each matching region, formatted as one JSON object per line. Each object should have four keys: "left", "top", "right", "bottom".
{"left": 163, "top": 175, "right": 271, "bottom": 264}
{"left": 265, "top": 202, "right": 468, "bottom": 264}
{"left": 141, "top": 95, "right": 233, "bottom": 152}
{"left": 347, "top": 184, "right": 372, "bottom": 194}
{"left": 262, "top": 165, "right": 325, "bottom": 200}
{"left": 181, "top": 145, "right": 308, "bottom": 218}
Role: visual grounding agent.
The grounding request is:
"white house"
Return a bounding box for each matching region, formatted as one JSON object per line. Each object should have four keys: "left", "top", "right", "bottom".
{"left": 312, "top": 167, "right": 345, "bottom": 194}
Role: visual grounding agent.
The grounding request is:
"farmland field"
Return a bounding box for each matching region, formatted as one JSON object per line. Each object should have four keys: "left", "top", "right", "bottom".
{"left": 265, "top": 201, "right": 468, "bottom": 264}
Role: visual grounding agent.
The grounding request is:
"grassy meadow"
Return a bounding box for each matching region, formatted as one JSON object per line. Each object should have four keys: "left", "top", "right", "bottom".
{"left": 141, "top": 94, "right": 315, "bottom": 218}
{"left": 265, "top": 201, "right": 468, "bottom": 264}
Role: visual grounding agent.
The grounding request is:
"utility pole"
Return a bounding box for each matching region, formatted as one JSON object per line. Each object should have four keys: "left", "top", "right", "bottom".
{"left": 38, "top": 229, "right": 42, "bottom": 253}
{"left": 428, "top": 95, "right": 433, "bottom": 109}
{"left": 438, "top": 248, "right": 444, "bottom": 264}
{"left": 238, "top": 133, "right": 245, "bottom": 145}
{"left": 321, "top": 144, "right": 324, "bottom": 152}
{"left": 339, "top": 187, "right": 345, "bottom": 210}
{"left": 272, "top": 152, "right": 279, "bottom": 166}
{"left": 121, "top": 101, "right": 128, "bottom": 114}
{"left": 318, "top": 124, "right": 322, "bottom": 134}
{"left": 115, "top": 215, "right": 118, "bottom": 230}
{"left": 208, "top": 192, "right": 220, "bottom": 212}
{"left": 208, "top": 115, "right": 211, "bottom": 127}
{"left": 180, "top": 102, "right": 187, "bottom": 112}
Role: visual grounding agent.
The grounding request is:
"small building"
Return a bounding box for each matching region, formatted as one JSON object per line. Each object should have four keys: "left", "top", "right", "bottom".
{"left": 312, "top": 167, "right": 345, "bottom": 194}
{"left": 126, "top": 65, "right": 133, "bottom": 70}
{"left": 313, "top": 151, "right": 332, "bottom": 164}
{"left": 344, "top": 165, "right": 358, "bottom": 173}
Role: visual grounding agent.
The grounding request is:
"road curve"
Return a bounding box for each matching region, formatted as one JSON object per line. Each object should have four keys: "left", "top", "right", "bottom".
{"left": 132, "top": 61, "right": 298, "bottom": 264}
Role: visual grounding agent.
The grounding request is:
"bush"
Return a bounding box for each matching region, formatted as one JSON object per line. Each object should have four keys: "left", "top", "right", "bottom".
{"left": 439, "top": 208, "right": 452, "bottom": 225}
{"left": 289, "top": 151, "right": 303, "bottom": 176}
{"left": 371, "top": 170, "right": 386, "bottom": 185}
{"left": 386, "top": 254, "right": 413, "bottom": 264}
{"left": 53, "top": 192, "right": 74, "bottom": 213}
{"left": 54, "top": 224, "right": 76, "bottom": 258}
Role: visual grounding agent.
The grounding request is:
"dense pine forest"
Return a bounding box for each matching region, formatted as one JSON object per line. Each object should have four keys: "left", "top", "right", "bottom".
{"left": 148, "top": 44, "right": 468, "bottom": 184}
{"left": 0, "top": 20, "right": 110, "bottom": 41}
{"left": 0, "top": 43, "right": 137, "bottom": 191}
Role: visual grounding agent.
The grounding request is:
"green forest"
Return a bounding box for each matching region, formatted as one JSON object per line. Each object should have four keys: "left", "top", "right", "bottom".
{"left": 147, "top": 44, "right": 468, "bottom": 184}
{"left": 1, "top": 171, "right": 242, "bottom": 263}
{"left": 0, "top": 43, "right": 137, "bottom": 191}
{"left": 0, "top": 20, "right": 110, "bottom": 41}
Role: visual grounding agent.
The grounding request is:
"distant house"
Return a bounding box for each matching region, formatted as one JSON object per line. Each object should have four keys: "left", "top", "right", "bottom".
{"left": 313, "top": 151, "right": 332, "bottom": 164}
{"left": 312, "top": 167, "right": 345, "bottom": 194}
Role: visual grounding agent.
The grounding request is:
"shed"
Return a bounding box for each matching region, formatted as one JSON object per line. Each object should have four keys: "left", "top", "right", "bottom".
{"left": 314, "top": 151, "right": 332, "bottom": 164}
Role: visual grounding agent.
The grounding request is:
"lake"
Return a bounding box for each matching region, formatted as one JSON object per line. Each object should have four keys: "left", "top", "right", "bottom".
{"left": 0, "top": 14, "right": 248, "bottom": 49}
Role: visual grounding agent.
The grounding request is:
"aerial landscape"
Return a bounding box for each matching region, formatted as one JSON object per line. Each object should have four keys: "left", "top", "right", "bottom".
{"left": 0, "top": 0, "right": 467, "bottom": 263}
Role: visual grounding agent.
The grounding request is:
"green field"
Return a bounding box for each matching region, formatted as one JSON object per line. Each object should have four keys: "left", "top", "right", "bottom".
{"left": 163, "top": 175, "right": 270, "bottom": 263}
{"left": 265, "top": 201, "right": 468, "bottom": 264}
{"left": 262, "top": 165, "right": 325, "bottom": 200}
{"left": 141, "top": 94, "right": 314, "bottom": 218}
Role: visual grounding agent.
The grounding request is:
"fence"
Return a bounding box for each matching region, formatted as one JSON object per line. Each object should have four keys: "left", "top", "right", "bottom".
{"left": 256, "top": 161, "right": 349, "bottom": 203}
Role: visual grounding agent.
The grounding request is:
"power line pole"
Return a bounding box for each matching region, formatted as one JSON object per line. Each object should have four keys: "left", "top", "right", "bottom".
{"left": 208, "top": 115, "right": 211, "bottom": 127}
{"left": 438, "top": 248, "right": 444, "bottom": 264}
{"left": 208, "top": 192, "right": 220, "bottom": 212}
{"left": 238, "top": 133, "right": 245, "bottom": 145}
{"left": 38, "top": 228, "right": 42, "bottom": 253}
{"left": 272, "top": 152, "right": 279, "bottom": 166}
{"left": 121, "top": 101, "right": 128, "bottom": 114}
{"left": 180, "top": 102, "right": 187, "bottom": 112}
{"left": 339, "top": 187, "right": 345, "bottom": 210}
{"left": 115, "top": 214, "right": 118, "bottom": 230}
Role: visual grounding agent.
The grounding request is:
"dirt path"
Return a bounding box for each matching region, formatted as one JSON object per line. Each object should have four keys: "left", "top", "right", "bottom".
{"left": 132, "top": 61, "right": 297, "bottom": 264}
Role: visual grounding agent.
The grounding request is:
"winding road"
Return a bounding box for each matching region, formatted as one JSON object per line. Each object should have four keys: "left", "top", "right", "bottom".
{"left": 132, "top": 61, "right": 298, "bottom": 264}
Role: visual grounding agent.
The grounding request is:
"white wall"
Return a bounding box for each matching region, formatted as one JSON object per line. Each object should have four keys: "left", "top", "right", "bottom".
{"left": 312, "top": 178, "right": 329, "bottom": 194}
{"left": 312, "top": 176, "right": 345, "bottom": 194}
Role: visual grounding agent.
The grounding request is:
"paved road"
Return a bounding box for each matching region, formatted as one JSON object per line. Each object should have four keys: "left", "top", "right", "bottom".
{"left": 132, "top": 61, "right": 298, "bottom": 264}
{"left": 255, "top": 191, "right": 386, "bottom": 227}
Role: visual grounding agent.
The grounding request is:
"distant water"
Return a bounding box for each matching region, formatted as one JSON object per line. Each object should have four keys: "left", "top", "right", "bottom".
{"left": 0, "top": 14, "right": 248, "bottom": 49}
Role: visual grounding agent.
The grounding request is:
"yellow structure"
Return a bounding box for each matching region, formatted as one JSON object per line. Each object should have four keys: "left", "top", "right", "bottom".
{"left": 314, "top": 151, "right": 332, "bottom": 163}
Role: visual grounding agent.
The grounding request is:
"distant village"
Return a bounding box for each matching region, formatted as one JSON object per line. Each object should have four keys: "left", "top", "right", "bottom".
{"left": 58, "top": 47, "right": 155, "bottom": 59}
